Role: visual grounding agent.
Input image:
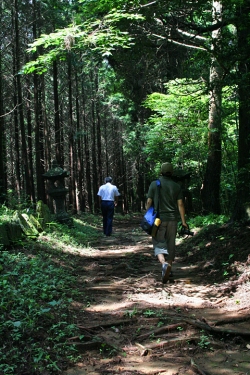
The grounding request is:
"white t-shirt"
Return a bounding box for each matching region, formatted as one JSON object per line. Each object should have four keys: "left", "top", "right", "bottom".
{"left": 97, "top": 182, "right": 120, "bottom": 201}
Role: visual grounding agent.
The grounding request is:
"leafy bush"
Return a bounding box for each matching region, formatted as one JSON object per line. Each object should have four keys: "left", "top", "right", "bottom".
{"left": 188, "top": 214, "right": 229, "bottom": 228}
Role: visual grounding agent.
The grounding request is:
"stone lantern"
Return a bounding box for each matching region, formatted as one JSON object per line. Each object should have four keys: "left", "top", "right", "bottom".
{"left": 43, "top": 161, "right": 72, "bottom": 225}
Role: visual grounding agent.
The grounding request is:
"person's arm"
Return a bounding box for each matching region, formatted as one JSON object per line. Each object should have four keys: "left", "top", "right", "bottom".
{"left": 114, "top": 186, "right": 120, "bottom": 206}
{"left": 146, "top": 198, "right": 153, "bottom": 210}
{"left": 177, "top": 199, "right": 187, "bottom": 227}
{"left": 97, "top": 185, "right": 103, "bottom": 207}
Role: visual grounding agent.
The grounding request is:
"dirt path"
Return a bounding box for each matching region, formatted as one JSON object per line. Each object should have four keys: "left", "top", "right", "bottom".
{"left": 64, "top": 217, "right": 250, "bottom": 375}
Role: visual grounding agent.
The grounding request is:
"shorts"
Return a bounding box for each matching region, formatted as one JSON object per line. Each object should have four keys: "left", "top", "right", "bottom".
{"left": 152, "top": 221, "right": 177, "bottom": 261}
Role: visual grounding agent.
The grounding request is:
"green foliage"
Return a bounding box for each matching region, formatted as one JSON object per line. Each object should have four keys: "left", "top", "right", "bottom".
{"left": 198, "top": 330, "right": 213, "bottom": 350}
{"left": 23, "top": 10, "right": 144, "bottom": 74}
{"left": 188, "top": 214, "right": 229, "bottom": 228}
{"left": 0, "top": 250, "right": 81, "bottom": 373}
{"left": 141, "top": 79, "right": 238, "bottom": 212}
{"left": 0, "top": 209, "right": 103, "bottom": 373}
{"left": 143, "top": 309, "right": 155, "bottom": 317}
{"left": 0, "top": 202, "right": 101, "bottom": 248}
{"left": 44, "top": 216, "right": 100, "bottom": 248}
{"left": 125, "top": 307, "right": 138, "bottom": 318}
{"left": 219, "top": 85, "right": 238, "bottom": 213}
{"left": 0, "top": 205, "right": 15, "bottom": 224}
{"left": 5, "top": 190, "right": 35, "bottom": 211}
{"left": 143, "top": 79, "right": 209, "bottom": 177}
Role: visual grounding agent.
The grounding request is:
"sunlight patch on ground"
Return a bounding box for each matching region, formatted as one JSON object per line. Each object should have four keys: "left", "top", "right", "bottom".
{"left": 124, "top": 290, "right": 208, "bottom": 309}
{"left": 64, "top": 358, "right": 181, "bottom": 375}
{"left": 85, "top": 300, "right": 135, "bottom": 313}
{"left": 84, "top": 287, "right": 208, "bottom": 312}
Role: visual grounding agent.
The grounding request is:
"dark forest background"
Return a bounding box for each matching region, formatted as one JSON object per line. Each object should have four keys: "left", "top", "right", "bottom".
{"left": 1, "top": 0, "right": 250, "bottom": 221}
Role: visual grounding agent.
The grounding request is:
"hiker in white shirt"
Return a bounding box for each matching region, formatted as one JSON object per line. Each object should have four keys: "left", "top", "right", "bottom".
{"left": 97, "top": 177, "right": 120, "bottom": 236}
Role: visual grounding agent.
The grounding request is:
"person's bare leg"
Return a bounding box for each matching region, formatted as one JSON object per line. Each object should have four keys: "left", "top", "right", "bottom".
{"left": 157, "top": 254, "right": 172, "bottom": 266}
{"left": 157, "top": 253, "right": 166, "bottom": 264}
{"left": 158, "top": 253, "right": 171, "bottom": 283}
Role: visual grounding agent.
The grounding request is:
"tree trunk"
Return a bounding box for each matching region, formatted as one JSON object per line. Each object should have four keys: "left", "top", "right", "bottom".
{"left": 121, "top": 138, "right": 128, "bottom": 213}
{"left": 96, "top": 105, "right": 102, "bottom": 190}
{"left": 68, "top": 54, "right": 77, "bottom": 214}
{"left": 0, "top": 45, "right": 6, "bottom": 203}
{"left": 53, "top": 60, "right": 62, "bottom": 167}
{"left": 14, "top": 0, "right": 33, "bottom": 201}
{"left": 201, "top": 1, "right": 222, "bottom": 214}
{"left": 32, "top": 0, "right": 45, "bottom": 202}
{"left": 25, "top": 74, "right": 36, "bottom": 203}
{"left": 41, "top": 74, "right": 50, "bottom": 174}
{"left": 75, "top": 71, "right": 83, "bottom": 213}
{"left": 103, "top": 118, "right": 109, "bottom": 176}
{"left": 91, "top": 68, "right": 98, "bottom": 213}
{"left": 231, "top": 0, "right": 250, "bottom": 222}
{"left": 12, "top": 4, "right": 21, "bottom": 200}
{"left": 82, "top": 76, "right": 92, "bottom": 212}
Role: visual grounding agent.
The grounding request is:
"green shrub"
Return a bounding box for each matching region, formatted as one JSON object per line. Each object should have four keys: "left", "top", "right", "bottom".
{"left": 0, "top": 250, "right": 81, "bottom": 373}
{"left": 188, "top": 214, "right": 229, "bottom": 228}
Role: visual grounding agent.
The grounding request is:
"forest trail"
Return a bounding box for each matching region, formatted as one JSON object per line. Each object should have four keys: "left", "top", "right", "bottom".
{"left": 63, "top": 216, "right": 250, "bottom": 375}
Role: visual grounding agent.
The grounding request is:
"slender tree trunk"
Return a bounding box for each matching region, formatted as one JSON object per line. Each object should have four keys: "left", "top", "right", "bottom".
{"left": 68, "top": 54, "right": 77, "bottom": 213}
{"left": 82, "top": 77, "right": 92, "bottom": 212}
{"left": 26, "top": 74, "right": 36, "bottom": 202}
{"left": 0, "top": 45, "right": 6, "bottom": 203}
{"left": 14, "top": 0, "right": 33, "bottom": 201}
{"left": 121, "top": 136, "right": 127, "bottom": 213}
{"left": 41, "top": 74, "right": 50, "bottom": 173}
{"left": 201, "top": 1, "right": 222, "bottom": 214}
{"left": 84, "top": 126, "right": 92, "bottom": 211}
{"left": 91, "top": 68, "right": 98, "bottom": 212}
{"left": 96, "top": 106, "right": 102, "bottom": 189}
{"left": 24, "top": 0, "right": 36, "bottom": 200}
{"left": 53, "top": 60, "right": 62, "bottom": 167}
{"left": 32, "top": 0, "right": 45, "bottom": 202}
{"left": 12, "top": 5, "right": 21, "bottom": 199}
{"left": 75, "top": 71, "right": 82, "bottom": 213}
{"left": 104, "top": 117, "right": 109, "bottom": 176}
{"left": 34, "top": 76, "right": 46, "bottom": 202}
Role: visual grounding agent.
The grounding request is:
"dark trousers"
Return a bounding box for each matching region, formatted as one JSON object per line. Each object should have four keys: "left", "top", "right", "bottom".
{"left": 101, "top": 201, "right": 115, "bottom": 236}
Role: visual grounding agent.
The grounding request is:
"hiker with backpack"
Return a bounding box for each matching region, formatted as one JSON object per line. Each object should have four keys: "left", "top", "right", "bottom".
{"left": 146, "top": 162, "right": 188, "bottom": 283}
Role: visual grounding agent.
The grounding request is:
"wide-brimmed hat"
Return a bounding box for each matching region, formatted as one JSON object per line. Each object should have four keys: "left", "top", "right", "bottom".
{"left": 161, "top": 162, "right": 173, "bottom": 174}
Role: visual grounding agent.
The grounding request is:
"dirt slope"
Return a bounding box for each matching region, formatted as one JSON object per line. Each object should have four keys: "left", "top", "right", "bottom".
{"left": 64, "top": 216, "right": 250, "bottom": 375}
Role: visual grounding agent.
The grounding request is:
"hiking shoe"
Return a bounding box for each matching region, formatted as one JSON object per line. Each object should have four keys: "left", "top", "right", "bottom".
{"left": 162, "top": 263, "right": 171, "bottom": 284}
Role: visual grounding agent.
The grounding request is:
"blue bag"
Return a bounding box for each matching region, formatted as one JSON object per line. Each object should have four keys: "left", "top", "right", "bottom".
{"left": 140, "top": 206, "right": 157, "bottom": 234}
{"left": 140, "top": 179, "right": 161, "bottom": 235}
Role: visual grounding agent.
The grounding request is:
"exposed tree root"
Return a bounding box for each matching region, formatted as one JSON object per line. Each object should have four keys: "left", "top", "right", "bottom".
{"left": 213, "top": 314, "right": 250, "bottom": 326}
{"left": 190, "top": 358, "right": 208, "bottom": 375}
{"left": 183, "top": 317, "right": 250, "bottom": 337}
{"left": 135, "top": 322, "right": 187, "bottom": 340}
{"left": 77, "top": 318, "right": 137, "bottom": 331}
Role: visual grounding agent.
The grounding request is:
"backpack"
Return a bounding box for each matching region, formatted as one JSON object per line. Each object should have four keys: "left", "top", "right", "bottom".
{"left": 140, "top": 179, "right": 161, "bottom": 235}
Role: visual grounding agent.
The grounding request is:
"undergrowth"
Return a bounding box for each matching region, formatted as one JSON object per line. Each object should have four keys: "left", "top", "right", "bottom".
{"left": 188, "top": 213, "right": 229, "bottom": 228}
{"left": 0, "top": 212, "right": 102, "bottom": 375}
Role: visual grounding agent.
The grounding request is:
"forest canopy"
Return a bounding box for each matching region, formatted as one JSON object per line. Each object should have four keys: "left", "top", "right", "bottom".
{"left": 0, "top": 0, "right": 249, "bottom": 221}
